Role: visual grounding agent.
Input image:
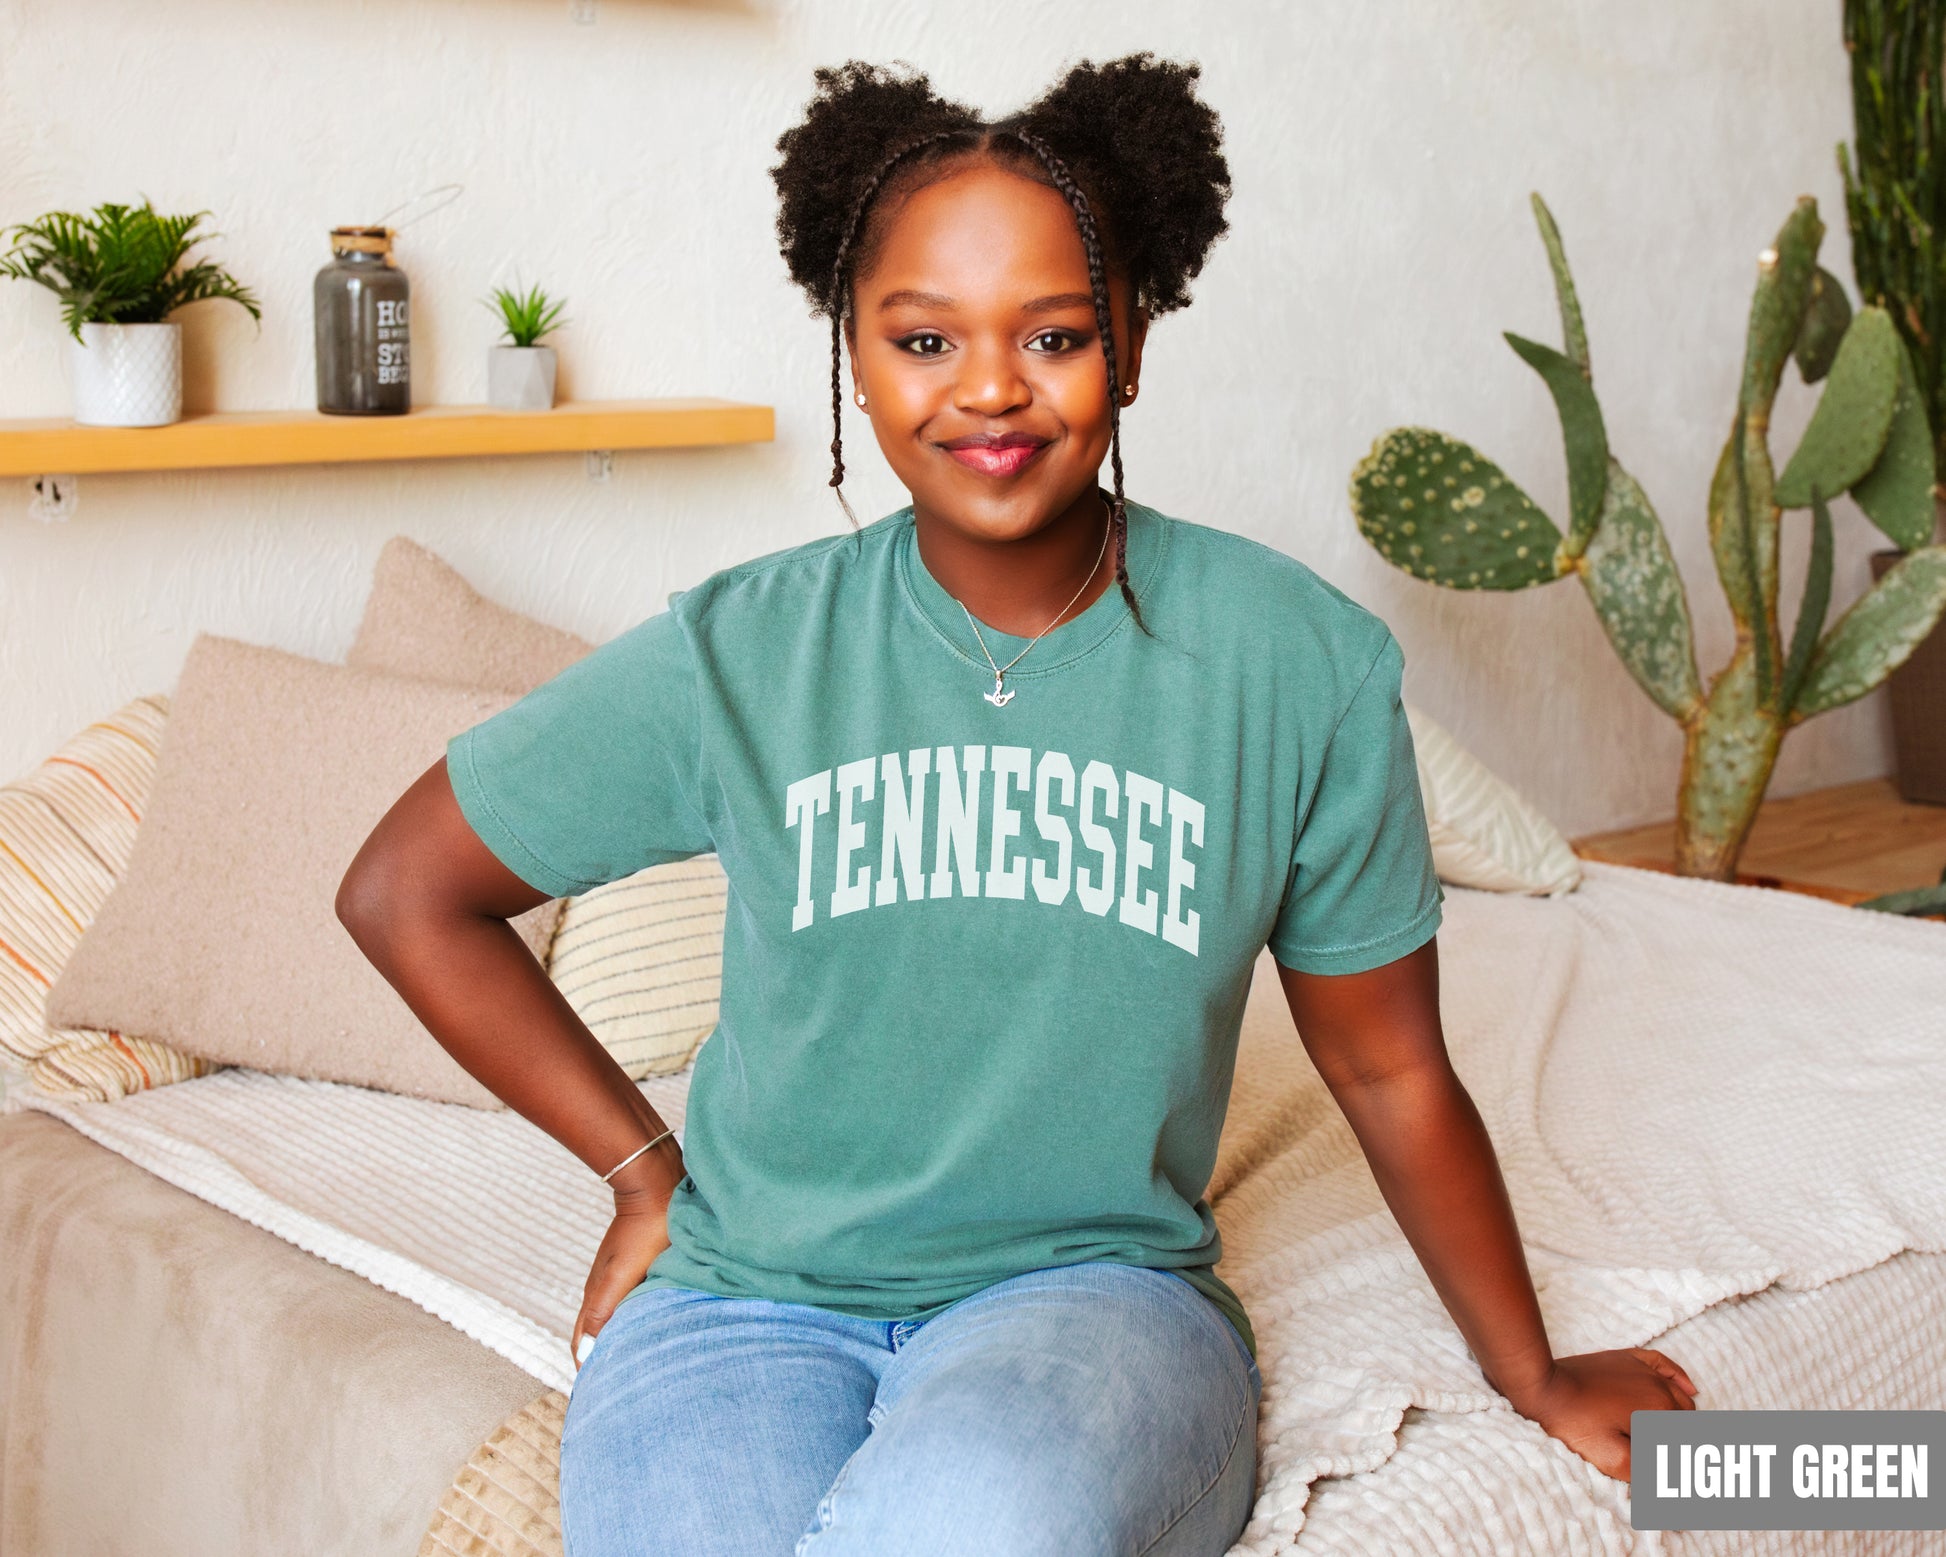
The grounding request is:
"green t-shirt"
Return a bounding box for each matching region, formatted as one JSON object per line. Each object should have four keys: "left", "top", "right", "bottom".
{"left": 445, "top": 499, "right": 1444, "bottom": 1359}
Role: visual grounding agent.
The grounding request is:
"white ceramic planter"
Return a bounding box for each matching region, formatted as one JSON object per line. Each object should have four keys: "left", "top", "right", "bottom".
{"left": 69, "top": 321, "right": 183, "bottom": 427}
{"left": 488, "top": 345, "right": 558, "bottom": 410}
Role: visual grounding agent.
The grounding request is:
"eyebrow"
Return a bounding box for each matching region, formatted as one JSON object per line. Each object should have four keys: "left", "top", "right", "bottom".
{"left": 877, "top": 289, "right": 955, "bottom": 311}
{"left": 875, "top": 289, "right": 1097, "bottom": 315}
{"left": 1022, "top": 292, "right": 1096, "bottom": 315}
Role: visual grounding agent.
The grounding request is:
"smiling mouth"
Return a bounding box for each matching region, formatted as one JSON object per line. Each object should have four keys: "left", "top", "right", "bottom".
{"left": 937, "top": 433, "right": 1050, "bottom": 479}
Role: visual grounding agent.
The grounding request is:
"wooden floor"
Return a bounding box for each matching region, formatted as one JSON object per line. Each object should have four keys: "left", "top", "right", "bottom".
{"left": 1572, "top": 778, "right": 1946, "bottom": 905}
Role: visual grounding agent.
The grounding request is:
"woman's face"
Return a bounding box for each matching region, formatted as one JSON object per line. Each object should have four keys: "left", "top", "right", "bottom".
{"left": 848, "top": 159, "right": 1146, "bottom": 545}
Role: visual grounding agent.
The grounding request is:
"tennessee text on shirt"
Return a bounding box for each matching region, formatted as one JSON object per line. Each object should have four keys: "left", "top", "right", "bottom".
{"left": 783, "top": 744, "right": 1206, "bottom": 956}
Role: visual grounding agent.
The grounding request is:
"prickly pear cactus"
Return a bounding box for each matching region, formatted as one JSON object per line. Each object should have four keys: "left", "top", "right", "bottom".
{"left": 1793, "top": 266, "right": 1853, "bottom": 383}
{"left": 1576, "top": 461, "right": 1702, "bottom": 721}
{"left": 1350, "top": 431, "right": 1568, "bottom": 588}
{"left": 1349, "top": 193, "right": 1946, "bottom": 881}
{"left": 1792, "top": 547, "right": 1946, "bottom": 718}
{"left": 1774, "top": 307, "right": 1900, "bottom": 509}
{"left": 1849, "top": 337, "right": 1937, "bottom": 550}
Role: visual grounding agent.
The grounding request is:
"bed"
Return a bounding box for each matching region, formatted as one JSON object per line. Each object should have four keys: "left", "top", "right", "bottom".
{"left": 5, "top": 859, "right": 1943, "bottom": 1555}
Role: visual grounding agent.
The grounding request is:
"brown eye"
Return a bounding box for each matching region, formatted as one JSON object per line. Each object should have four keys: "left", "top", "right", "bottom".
{"left": 1026, "top": 331, "right": 1078, "bottom": 354}
{"left": 899, "top": 333, "right": 949, "bottom": 356}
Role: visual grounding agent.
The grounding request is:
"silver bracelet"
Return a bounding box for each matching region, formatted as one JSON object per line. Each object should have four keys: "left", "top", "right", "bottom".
{"left": 599, "top": 1126, "right": 676, "bottom": 1183}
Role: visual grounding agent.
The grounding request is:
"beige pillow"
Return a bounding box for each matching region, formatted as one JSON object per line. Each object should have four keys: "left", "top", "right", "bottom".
{"left": 45, "top": 636, "right": 565, "bottom": 1109}
{"left": 347, "top": 535, "right": 593, "bottom": 693}
{"left": 350, "top": 536, "right": 724, "bottom": 1077}
{"left": 1403, "top": 703, "right": 1582, "bottom": 895}
{"left": 0, "top": 694, "right": 216, "bottom": 1101}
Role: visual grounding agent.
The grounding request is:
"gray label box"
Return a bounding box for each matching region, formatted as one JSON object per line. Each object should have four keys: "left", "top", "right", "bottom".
{"left": 1631, "top": 1410, "right": 1942, "bottom": 1531}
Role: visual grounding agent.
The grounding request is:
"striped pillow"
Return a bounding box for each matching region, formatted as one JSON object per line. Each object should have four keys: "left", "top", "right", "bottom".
{"left": 1403, "top": 702, "right": 1582, "bottom": 896}
{"left": 546, "top": 855, "right": 726, "bottom": 1078}
{"left": 0, "top": 695, "right": 214, "bottom": 1100}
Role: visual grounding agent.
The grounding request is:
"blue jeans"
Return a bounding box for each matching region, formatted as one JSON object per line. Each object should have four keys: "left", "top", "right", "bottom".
{"left": 559, "top": 1261, "right": 1261, "bottom": 1557}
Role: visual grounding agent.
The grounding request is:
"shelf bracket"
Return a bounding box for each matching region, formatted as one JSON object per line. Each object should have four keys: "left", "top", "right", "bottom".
{"left": 27, "top": 474, "right": 77, "bottom": 523}
{"left": 585, "top": 449, "right": 614, "bottom": 484}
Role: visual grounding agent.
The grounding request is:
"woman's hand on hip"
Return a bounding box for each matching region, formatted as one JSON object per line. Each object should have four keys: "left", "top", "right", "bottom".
{"left": 571, "top": 1142, "right": 686, "bottom": 1372}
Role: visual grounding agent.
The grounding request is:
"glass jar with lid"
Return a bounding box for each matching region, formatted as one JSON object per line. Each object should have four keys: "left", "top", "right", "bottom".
{"left": 314, "top": 227, "right": 410, "bottom": 415}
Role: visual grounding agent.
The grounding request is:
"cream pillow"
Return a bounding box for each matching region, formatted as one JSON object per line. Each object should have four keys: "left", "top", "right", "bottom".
{"left": 546, "top": 858, "right": 726, "bottom": 1078}
{"left": 1403, "top": 703, "right": 1582, "bottom": 895}
{"left": 45, "top": 636, "right": 565, "bottom": 1109}
{"left": 349, "top": 535, "right": 722, "bottom": 1077}
{"left": 0, "top": 694, "right": 215, "bottom": 1102}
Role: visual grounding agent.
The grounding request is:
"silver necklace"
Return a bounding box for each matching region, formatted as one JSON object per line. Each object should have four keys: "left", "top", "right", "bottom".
{"left": 954, "top": 511, "right": 1112, "bottom": 707}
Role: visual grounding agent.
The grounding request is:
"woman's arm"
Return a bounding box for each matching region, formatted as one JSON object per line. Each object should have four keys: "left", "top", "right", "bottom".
{"left": 336, "top": 755, "right": 685, "bottom": 1368}
{"left": 1276, "top": 937, "right": 1697, "bottom": 1481}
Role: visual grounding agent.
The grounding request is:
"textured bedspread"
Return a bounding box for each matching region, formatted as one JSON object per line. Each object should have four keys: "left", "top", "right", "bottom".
{"left": 416, "top": 1248, "right": 1946, "bottom": 1557}
{"left": 21, "top": 862, "right": 1946, "bottom": 1554}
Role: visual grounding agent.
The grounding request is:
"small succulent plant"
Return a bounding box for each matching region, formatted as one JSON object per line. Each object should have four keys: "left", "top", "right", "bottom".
{"left": 1349, "top": 194, "right": 1946, "bottom": 881}
{"left": 486, "top": 282, "right": 568, "bottom": 349}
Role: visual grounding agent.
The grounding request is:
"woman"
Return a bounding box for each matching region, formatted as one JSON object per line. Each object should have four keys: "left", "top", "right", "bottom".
{"left": 338, "top": 54, "right": 1696, "bottom": 1557}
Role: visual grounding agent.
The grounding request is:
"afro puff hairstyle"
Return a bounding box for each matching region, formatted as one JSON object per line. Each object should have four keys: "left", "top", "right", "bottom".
{"left": 770, "top": 54, "right": 1232, "bottom": 620}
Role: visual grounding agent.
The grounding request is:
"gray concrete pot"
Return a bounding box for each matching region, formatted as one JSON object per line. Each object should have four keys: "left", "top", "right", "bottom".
{"left": 488, "top": 345, "right": 557, "bottom": 410}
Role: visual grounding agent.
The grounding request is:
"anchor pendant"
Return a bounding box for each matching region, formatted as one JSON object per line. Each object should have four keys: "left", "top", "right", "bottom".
{"left": 984, "top": 676, "right": 1015, "bottom": 707}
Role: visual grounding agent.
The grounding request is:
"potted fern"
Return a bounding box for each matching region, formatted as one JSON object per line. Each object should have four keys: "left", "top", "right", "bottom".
{"left": 0, "top": 201, "right": 260, "bottom": 427}
{"left": 485, "top": 283, "right": 567, "bottom": 410}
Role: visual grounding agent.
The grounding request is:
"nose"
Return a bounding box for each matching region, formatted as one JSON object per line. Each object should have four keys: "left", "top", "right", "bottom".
{"left": 952, "top": 336, "right": 1030, "bottom": 418}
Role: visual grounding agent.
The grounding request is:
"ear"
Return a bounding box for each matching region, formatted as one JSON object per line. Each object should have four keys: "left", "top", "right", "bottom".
{"left": 1120, "top": 303, "right": 1151, "bottom": 403}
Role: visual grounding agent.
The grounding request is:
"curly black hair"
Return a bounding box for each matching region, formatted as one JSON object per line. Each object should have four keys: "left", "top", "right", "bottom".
{"left": 770, "top": 54, "right": 1232, "bottom": 624}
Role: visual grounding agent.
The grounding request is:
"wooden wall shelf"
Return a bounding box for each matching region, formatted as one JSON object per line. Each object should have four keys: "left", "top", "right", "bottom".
{"left": 0, "top": 398, "right": 773, "bottom": 478}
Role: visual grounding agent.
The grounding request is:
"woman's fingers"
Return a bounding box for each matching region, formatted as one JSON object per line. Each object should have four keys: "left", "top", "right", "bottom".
{"left": 568, "top": 1210, "right": 669, "bottom": 1372}
{"left": 569, "top": 1309, "right": 601, "bottom": 1371}
{"left": 572, "top": 1279, "right": 627, "bottom": 1370}
{"left": 1631, "top": 1347, "right": 1699, "bottom": 1402}
{"left": 1632, "top": 1348, "right": 1697, "bottom": 1392}
{"left": 570, "top": 1296, "right": 618, "bottom": 1370}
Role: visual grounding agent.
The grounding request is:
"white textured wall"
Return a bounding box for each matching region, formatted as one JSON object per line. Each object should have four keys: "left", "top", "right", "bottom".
{"left": 0, "top": 0, "right": 1884, "bottom": 835}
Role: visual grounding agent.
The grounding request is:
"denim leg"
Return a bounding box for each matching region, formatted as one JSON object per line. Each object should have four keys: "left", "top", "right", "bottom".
{"left": 795, "top": 1263, "right": 1261, "bottom": 1557}
{"left": 560, "top": 1285, "right": 884, "bottom": 1557}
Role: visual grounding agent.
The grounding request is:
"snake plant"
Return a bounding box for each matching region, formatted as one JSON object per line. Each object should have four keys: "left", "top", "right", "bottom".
{"left": 1349, "top": 195, "right": 1946, "bottom": 880}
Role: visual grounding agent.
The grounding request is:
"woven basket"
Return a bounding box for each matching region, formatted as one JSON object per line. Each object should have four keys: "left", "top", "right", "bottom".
{"left": 1872, "top": 546, "right": 1946, "bottom": 806}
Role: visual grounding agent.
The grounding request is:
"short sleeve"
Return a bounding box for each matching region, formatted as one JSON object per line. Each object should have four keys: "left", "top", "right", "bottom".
{"left": 1267, "top": 629, "right": 1444, "bottom": 974}
{"left": 444, "top": 607, "right": 713, "bottom": 898}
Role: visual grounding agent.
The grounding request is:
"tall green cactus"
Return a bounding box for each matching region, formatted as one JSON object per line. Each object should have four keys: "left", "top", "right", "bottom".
{"left": 1840, "top": 0, "right": 1946, "bottom": 484}
{"left": 1351, "top": 195, "right": 1946, "bottom": 880}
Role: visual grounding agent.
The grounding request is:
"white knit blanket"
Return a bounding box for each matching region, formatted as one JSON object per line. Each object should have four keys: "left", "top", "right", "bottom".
{"left": 22, "top": 862, "right": 1946, "bottom": 1553}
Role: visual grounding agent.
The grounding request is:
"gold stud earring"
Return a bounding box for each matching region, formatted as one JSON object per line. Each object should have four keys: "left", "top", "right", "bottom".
{"left": 854, "top": 391, "right": 867, "bottom": 409}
